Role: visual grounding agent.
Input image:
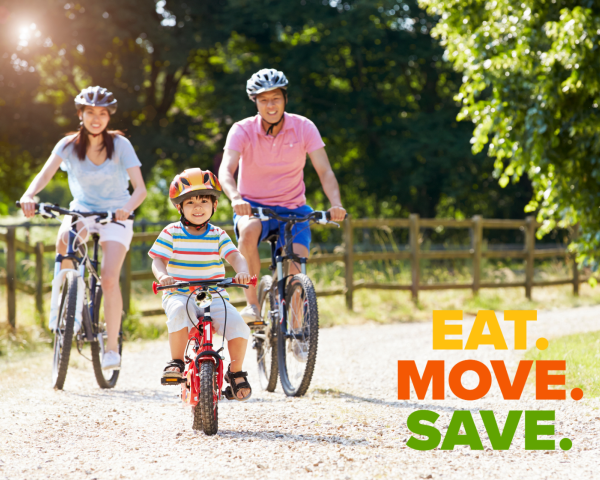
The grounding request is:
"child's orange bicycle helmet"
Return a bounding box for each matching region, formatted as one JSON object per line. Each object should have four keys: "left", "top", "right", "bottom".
{"left": 169, "top": 169, "right": 222, "bottom": 230}
{"left": 169, "top": 168, "right": 222, "bottom": 207}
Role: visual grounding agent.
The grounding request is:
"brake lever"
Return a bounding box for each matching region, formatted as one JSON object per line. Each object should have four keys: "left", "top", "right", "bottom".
{"left": 327, "top": 220, "right": 340, "bottom": 228}
{"left": 111, "top": 219, "right": 126, "bottom": 228}
{"left": 38, "top": 203, "right": 57, "bottom": 220}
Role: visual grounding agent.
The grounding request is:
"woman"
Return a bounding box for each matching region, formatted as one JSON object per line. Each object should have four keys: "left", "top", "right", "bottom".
{"left": 19, "top": 86, "right": 147, "bottom": 370}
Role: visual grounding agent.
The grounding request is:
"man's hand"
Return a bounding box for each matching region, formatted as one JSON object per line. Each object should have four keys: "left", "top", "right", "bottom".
{"left": 159, "top": 274, "right": 176, "bottom": 286}
{"left": 115, "top": 208, "right": 131, "bottom": 222}
{"left": 234, "top": 271, "right": 252, "bottom": 285}
{"left": 232, "top": 198, "right": 253, "bottom": 216}
{"left": 328, "top": 206, "right": 347, "bottom": 222}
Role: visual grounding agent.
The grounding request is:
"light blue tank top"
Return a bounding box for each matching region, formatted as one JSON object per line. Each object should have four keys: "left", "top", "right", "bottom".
{"left": 52, "top": 134, "right": 142, "bottom": 212}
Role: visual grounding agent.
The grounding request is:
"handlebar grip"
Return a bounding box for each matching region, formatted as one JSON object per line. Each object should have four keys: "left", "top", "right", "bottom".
{"left": 325, "top": 211, "right": 348, "bottom": 220}
{"left": 152, "top": 282, "right": 159, "bottom": 295}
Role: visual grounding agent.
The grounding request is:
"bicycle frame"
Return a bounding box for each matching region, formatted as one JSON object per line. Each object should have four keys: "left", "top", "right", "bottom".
{"left": 181, "top": 303, "right": 224, "bottom": 406}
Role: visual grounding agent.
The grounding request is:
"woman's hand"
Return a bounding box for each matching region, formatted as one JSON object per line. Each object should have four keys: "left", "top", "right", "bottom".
{"left": 115, "top": 208, "right": 131, "bottom": 221}
{"left": 234, "top": 271, "right": 252, "bottom": 285}
{"left": 159, "top": 274, "right": 176, "bottom": 286}
{"left": 19, "top": 195, "right": 37, "bottom": 218}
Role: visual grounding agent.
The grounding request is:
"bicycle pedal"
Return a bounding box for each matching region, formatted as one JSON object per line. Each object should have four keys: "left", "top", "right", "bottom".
{"left": 248, "top": 320, "right": 267, "bottom": 327}
{"left": 161, "top": 377, "right": 184, "bottom": 386}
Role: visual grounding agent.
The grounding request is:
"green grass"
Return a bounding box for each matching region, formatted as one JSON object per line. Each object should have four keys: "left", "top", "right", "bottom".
{"left": 525, "top": 331, "right": 600, "bottom": 398}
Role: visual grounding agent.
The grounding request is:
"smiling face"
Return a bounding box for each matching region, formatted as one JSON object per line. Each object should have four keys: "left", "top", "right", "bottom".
{"left": 255, "top": 89, "right": 286, "bottom": 125}
{"left": 180, "top": 195, "right": 217, "bottom": 225}
{"left": 79, "top": 106, "right": 110, "bottom": 135}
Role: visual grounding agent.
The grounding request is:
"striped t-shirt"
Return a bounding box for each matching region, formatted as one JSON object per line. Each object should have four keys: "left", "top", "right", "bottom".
{"left": 148, "top": 222, "right": 238, "bottom": 299}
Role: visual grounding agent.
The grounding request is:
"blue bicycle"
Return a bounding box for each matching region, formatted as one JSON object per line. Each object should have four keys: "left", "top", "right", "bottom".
{"left": 17, "top": 202, "right": 134, "bottom": 390}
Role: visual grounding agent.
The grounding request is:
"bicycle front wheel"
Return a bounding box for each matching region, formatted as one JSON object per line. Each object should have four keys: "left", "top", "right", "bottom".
{"left": 277, "top": 274, "right": 319, "bottom": 397}
{"left": 52, "top": 272, "right": 78, "bottom": 390}
{"left": 90, "top": 287, "right": 122, "bottom": 389}
{"left": 256, "top": 275, "right": 278, "bottom": 392}
{"left": 196, "top": 361, "right": 219, "bottom": 435}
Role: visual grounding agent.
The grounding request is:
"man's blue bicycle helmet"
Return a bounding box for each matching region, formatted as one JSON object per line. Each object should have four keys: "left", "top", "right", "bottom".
{"left": 246, "top": 69, "right": 288, "bottom": 102}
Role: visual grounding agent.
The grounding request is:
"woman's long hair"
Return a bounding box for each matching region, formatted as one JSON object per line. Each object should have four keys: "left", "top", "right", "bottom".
{"left": 65, "top": 124, "right": 125, "bottom": 161}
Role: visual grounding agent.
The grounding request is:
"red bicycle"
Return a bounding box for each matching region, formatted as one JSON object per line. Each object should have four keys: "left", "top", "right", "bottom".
{"left": 152, "top": 276, "right": 257, "bottom": 435}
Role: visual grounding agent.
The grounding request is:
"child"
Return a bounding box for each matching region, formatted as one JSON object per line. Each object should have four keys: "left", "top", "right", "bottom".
{"left": 148, "top": 168, "right": 252, "bottom": 401}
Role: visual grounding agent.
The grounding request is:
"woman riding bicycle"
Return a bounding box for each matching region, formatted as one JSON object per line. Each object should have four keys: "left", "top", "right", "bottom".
{"left": 19, "top": 86, "right": 147, "bottom": 371}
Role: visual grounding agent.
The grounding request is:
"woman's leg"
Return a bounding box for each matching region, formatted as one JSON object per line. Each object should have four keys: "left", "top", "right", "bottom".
{"left": 99, "top": 241, "right": 128, "bottom": 353}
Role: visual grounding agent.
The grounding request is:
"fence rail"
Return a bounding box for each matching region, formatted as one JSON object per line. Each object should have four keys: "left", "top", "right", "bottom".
{"left": 1, "top": 215, "right": 585, "bottom": 326}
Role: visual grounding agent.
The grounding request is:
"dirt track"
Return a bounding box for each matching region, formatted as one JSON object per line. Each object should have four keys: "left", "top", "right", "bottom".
{"left": 1, "top": 306, "right": 600, "bottom": 480}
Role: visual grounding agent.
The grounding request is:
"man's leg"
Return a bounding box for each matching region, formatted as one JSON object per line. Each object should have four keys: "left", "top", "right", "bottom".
{"left": 236, "top": 216, "right": 262, "bottom": 307}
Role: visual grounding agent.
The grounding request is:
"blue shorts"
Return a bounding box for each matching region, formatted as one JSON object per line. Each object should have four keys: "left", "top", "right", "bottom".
{"left": 233, "top": 199, "right": 313, "bottom": 252}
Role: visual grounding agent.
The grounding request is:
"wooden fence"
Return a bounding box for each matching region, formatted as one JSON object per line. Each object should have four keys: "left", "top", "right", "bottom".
{"left": 0, "top": 215, "right": 586, "bottom": 327}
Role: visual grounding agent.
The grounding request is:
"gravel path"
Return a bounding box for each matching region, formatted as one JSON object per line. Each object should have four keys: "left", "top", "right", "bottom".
{"left": 1, "top": 306, "right": 599, "bottom": 480}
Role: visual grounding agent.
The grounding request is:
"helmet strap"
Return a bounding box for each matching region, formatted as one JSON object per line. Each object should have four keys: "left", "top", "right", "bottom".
{"left": 177, "top": 204, "right": 214, "bottom": 231}
{"left": 81, "top": 122, "right": 104, "bottom": 138}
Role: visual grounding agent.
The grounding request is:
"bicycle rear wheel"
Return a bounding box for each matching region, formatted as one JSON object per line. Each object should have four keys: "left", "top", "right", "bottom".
{"left": 52, "top": 272, "right": 78, "bottom": 390}
{"left": 90, "top": 287, "right": 122, "bottom": 389}
{"left": 277, "top": 274, "right": 319, "bottom": 397}
{"left": 256, "top": 275, "right": 278, "bottom": 391}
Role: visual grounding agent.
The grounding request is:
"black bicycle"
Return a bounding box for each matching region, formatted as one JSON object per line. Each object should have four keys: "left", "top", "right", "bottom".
{"left": 16, "top": 201, "right": 134, "bottom": 390}
{"left": 250, "top": 206, "right": 343, "bottom": 396}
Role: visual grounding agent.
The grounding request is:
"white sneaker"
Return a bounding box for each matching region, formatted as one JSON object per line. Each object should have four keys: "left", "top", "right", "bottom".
{"left": 101, "top": 350, "right": 121, "bottom": 371}
{"left": 240, "top": 304, "right": 261, "bottom": 324}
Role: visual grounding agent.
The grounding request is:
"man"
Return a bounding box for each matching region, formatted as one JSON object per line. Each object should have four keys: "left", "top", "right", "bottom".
{"left": 219, "top": 68, "right": 346, "bottom": 322}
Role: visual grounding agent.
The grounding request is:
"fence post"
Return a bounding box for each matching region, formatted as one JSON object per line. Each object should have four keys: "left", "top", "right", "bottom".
{"left": 343, "top": 216, "right": 354, "bottom": 311}
{"left": 35, "top": 241, "right": 45, "bottom": 322}
{"left": 572, "top": 223, "right": 579, "bottom": 296}
{"left": 6, "top": 227, "right": 16, "bottom": 328}
{"left": 472, "top": 215, "right": 482, "bottom": 295}
{"left": 409, "top": 214, "right": 420, "bottom": 303}
{"left": 121, "top": 250, "right": 132, "bottom": 315}
{"left": 525, "top": 216, "right": 535, "bottom": 300}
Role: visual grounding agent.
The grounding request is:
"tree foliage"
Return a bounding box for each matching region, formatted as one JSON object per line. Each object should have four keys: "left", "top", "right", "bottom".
{"left": 420, "top": 0, "right": 600, "bottom": 261}
{"left": 1, "top": 0, "right": 532, "bottom": 222}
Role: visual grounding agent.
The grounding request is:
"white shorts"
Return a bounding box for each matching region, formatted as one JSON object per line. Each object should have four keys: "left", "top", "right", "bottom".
{"left": 57, "top": 203, "right": 134, "bottom": 251}
{"left": 162, "top": 294, "right": 250, "bottom": 341}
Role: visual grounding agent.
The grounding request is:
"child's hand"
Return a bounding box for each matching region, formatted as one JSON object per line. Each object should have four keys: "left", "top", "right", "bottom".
{"left": 159, "top": 274, "right": 176, "bottom": 286}
{"left": 234, "top": 272, "right": 252, "bottom": 285}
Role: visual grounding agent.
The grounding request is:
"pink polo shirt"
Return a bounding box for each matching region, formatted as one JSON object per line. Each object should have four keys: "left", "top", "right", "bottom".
{"left": 224, "top": 113, "right": 325, "bottom": 208}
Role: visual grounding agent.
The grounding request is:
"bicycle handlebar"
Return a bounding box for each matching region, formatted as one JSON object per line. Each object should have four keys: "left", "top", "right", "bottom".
{"left": 16, "top": 201, "right": 135, "bottom": 221}
{"left": 152, "top": 275, "right": 258, "bottom": 295}
{"left": 250, "top": 207, "right": 347, "bottom": 225}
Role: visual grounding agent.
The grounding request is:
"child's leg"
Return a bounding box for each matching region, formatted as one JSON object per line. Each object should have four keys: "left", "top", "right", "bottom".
{"left": 227, "top": 337, "right": 248, "bottom": 373}
{"left": 169, "top": 328, "right": 189, "bottom": 361}
{"left": 211, "top": 299, "right": 252, "bottom": 399}
{"left": 162, "top": 295, "right": 197, "bottom": 376}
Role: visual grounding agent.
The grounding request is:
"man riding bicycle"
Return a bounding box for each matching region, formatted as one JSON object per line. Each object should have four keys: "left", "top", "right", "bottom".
{"left": 219, "top": 68, "right": 346, "bottom": 322}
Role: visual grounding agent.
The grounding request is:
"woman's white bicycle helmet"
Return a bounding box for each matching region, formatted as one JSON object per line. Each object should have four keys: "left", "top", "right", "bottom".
{"left": 74, "top": 86, "right": 118, "bottom": 114}
{"left": 246, "top": 69, "right": 288, "bottom": 101}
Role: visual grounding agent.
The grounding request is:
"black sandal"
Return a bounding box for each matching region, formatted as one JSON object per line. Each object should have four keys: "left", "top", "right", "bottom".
{"left": 161, "top": 359, "right": 185, "bottom": 385}
{"left": 223, "top": 365, "right": 252, "bottom": 401}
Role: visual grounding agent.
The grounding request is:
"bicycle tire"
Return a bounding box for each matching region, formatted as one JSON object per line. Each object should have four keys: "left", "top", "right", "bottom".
{"left": 197, "top": 361, "right": 218, "bottom": 435}
{"left": 256, "top": 275, "right": 278, "bottom": 392}
{"left": 90, "top": 287, "right": 122, "bottom": 389}
{"left": 52, "top": 272, "right": 77, "bottom": 390}
{"left": 277, "top": 274, "right": 319, "bottom": 397}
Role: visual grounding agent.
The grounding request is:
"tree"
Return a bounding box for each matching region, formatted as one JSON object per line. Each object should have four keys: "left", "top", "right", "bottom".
{"left": 187, "top": 0, "right": 532, "bottom": 219}
{"left": 419, "top": 0, "right": 600, "bottom": 261}
{"left": 0, "top": 0, "right": 228, "bottom": 212}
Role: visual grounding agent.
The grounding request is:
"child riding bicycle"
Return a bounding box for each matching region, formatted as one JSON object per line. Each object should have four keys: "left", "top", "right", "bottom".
{"left": 148, "top": 168, "right": 252, "bottom": 401}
